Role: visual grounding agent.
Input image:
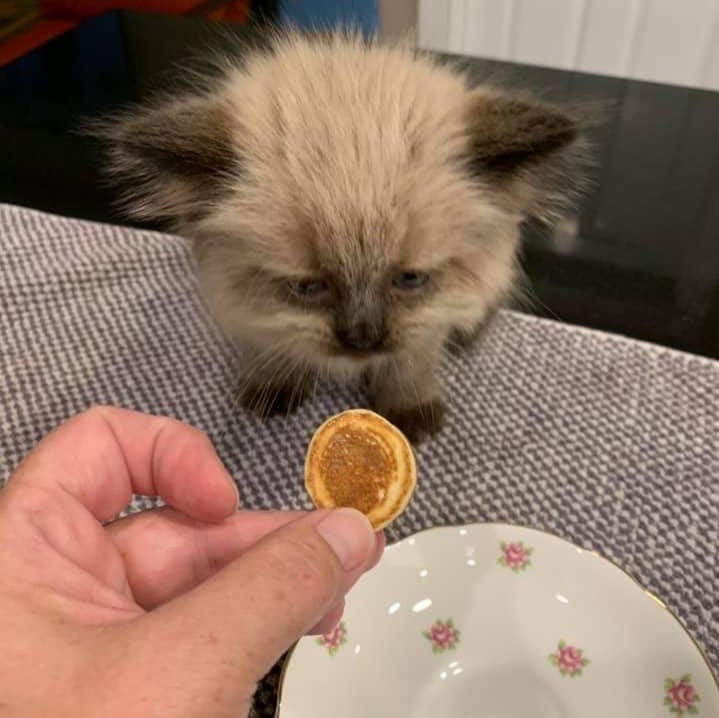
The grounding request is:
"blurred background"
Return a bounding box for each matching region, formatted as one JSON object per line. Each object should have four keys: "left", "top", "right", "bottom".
{"left": 0, "top": 1, "right": 376, "bottom": 64}
{"left": 0, "top": 1, "right": 381, "bottom": 66}
{"left": 3, "top": 0, "right": 718, "bottom": 90}
{"left": 418, "top": 1, "right": 719, "bottom": 91}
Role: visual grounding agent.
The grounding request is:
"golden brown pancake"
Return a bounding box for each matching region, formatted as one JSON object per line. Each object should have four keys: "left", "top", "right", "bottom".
{"left": 304, "top": 409, "right": 416, "bottom": 531}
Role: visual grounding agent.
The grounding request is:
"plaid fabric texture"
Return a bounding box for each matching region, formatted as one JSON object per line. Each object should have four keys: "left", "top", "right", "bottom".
{"left": 1, "top": 203, "right": 717, "bottom": 714}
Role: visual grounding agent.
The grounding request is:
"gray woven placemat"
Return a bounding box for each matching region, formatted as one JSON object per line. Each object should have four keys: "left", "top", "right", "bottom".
{"left": 1, "top": 204, "right": 717, "bottom": 715}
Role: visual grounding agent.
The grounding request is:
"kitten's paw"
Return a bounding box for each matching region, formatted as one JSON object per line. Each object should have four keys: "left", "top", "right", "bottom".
{"left": 239, "top": 381, "right": 309, "bottom": 418}
{"left": 384, "top": 400, "right": 445, "bottom": 444}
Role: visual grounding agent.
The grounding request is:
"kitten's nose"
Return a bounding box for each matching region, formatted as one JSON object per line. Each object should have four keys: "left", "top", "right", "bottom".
{"left": 335, "top": 321, "right": 386, "bottom": 352}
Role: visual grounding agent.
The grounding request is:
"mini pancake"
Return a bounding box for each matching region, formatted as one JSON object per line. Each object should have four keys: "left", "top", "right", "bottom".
{"left": 304, "top": 409, "right": 416, "bottom": 531}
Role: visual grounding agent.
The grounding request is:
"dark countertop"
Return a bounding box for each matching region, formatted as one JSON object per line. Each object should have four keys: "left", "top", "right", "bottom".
{"left": 2, "top": 11, "right": 718, "bottom": 359}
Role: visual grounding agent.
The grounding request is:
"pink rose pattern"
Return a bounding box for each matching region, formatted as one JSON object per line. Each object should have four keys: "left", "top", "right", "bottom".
{"left": 423, "top": 619, "right": 460, "bottom": 654}
{"left": 315, "top": 543, "right": 699, "bottom": 714}
{"left": 316, "top": 621, "right": 347, "bottom": 656}
{"left": 497, "top": 541, "right": 533, "bottom": 572}
{"left": 548, "top": 640, "right": 590, "bottom": 677}
{"left": 664, "top": 675, "right": 701, "bottom": 715}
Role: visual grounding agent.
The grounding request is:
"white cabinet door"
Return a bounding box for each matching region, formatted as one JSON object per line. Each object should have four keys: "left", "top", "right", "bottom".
{"left": 418, "top": 0, "right": 719, "bottom": 90}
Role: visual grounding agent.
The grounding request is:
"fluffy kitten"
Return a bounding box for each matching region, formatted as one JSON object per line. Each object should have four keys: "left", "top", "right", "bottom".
{"left": 99, "top": 31, "right": 586, "bottom": 442}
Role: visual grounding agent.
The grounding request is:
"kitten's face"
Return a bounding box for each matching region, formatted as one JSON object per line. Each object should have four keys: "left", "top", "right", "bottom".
{"left": 192, "top": 156, "right": 517, "bottom": 374}
{"left": 101, "top": 32, "right": 584, "bottom": 375}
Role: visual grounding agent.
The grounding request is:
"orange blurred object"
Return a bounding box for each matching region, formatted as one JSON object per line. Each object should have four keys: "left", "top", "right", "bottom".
{"left": 207, "top": 1, "right": 250, "bottom": 24}
{"left": 38, "top": 1, "right": 205, "bottom": 17}
{"left": 0, "top": 0, "right": 252, "bottom": 66}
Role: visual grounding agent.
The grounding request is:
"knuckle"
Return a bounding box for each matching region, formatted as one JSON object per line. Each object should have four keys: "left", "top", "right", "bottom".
{"left": 65, "top": 406, "right": 118, "bottom": 438}
{"left": 155, "top": 415, "right": 212, "bottom": 451}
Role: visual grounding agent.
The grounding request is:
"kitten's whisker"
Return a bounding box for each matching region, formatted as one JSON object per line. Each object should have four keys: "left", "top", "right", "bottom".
{"left": 390, "top": 355, "right": 411, "bottom": 409}
{"left": 254, "top": 372, "right": 276, "bottom": 418}
{"left": 217, "top": 380, "right": 247, "bottom": 445}
{"left": 238, "top": 338, "right": 297, "bottom": 418}
{"left": 323, "top": 358, "right": 334, "bottom": 399}
{"left": 521, "top": 286, "right": 563, "bottom": 323}
{"left": 312, "top": 363, "right": 321, "bottom": 397}
{"left": 273, "top": 354, "right": 300, "bottom": 417}
{"left": 286, "top": 360, "right": 311, "bottom": 418}
{"left": 401, "top": 352, "right": 428, "bottom": 418}
{"left": 263, "top": 349, "right": 301, "bottom": 416}
{"left": 243, "top": 350, "right": 280, "bottom": 393}
{"left": 253, "top": 355, "right": 284, "bottom": 417}
{"left": 242, "top": 337, "right": 296, "bottom": 387}
{"left": 285, "top": 367, "right": 302, "bottom": 418}
{"left": 216, "top": 336, "right": 293, "bottom": 444}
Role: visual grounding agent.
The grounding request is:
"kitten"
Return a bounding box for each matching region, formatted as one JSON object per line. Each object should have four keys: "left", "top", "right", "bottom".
{"left": 98, "top": 31, "right": 586, "bottom": 442}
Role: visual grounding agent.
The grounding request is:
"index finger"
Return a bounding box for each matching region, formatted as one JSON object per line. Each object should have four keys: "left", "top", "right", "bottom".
{"left": 8, "top": 406, "right": 239, "bottom": 523}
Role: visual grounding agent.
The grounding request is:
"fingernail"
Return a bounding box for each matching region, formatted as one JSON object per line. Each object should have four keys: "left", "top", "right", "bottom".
{"left": 317, "top": 509, "right": 375, "bottom": 570}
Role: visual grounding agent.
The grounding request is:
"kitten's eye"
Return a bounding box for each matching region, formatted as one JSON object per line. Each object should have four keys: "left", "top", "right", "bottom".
{"left": 288, "top": 278, "right": 328, "bottom": 297}
{"left": 393, "top": 271, "right": 430, "bottom": 290}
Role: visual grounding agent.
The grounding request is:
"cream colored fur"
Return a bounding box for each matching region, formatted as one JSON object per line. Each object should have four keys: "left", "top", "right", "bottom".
{"left": 99, "top": 31, "right": 585, "bottom": 441}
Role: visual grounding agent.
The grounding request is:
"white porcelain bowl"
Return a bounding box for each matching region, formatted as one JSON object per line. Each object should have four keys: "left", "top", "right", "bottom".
{"left": 277, "top": 523, "right": 718, "bottom": 718}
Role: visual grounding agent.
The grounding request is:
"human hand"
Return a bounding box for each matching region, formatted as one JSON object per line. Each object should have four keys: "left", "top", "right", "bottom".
{"left": 0, "top": 407, "right": 383, "bottom": 717}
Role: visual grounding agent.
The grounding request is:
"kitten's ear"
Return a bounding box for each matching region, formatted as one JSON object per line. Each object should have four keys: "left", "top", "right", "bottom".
{"left": 91, "top": 93, "right": 236, "bottom": 224}
{"left": 466, "top": 90, "right": 588, "bottom": 222}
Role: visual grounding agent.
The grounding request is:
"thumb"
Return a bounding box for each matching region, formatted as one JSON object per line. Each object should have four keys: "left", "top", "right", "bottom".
{"left": 119, "top": 509, "right": 378, "bottom": 713}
